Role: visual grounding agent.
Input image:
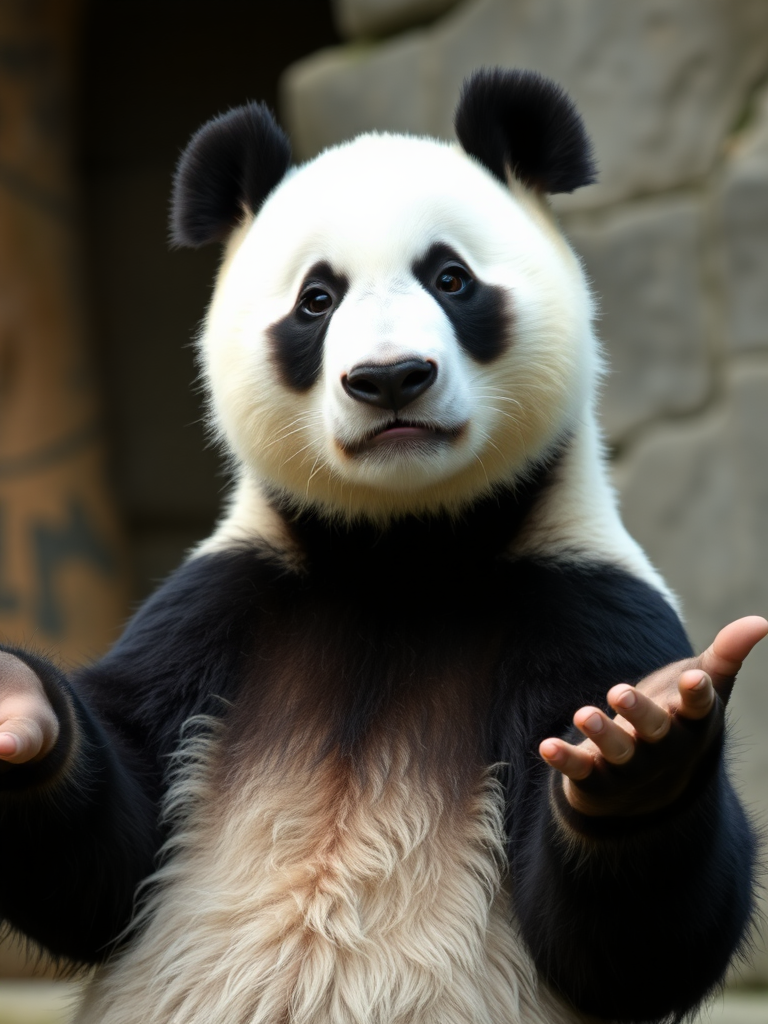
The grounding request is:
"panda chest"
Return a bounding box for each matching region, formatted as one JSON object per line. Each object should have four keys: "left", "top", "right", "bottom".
{"left": 87, "top": 589, "right": 588, "bottom": 1024}
{"left": 156, "top": 603, "right": 514, "bottom": 1021}
{"left": 209, "top": 598, "right": 506, "bottom": 924}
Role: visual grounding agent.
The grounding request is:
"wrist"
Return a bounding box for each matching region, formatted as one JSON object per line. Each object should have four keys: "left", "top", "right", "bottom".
{"left": 0, "top": 647, "right": 77, "bottom": 794}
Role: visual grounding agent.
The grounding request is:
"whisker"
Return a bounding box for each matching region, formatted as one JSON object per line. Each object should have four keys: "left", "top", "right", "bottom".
{"left": 279, "top": 439, "right": 318, "bottom": 468}
{"left": 471, "top": 450, "right": 491, "bottom": 488}
{"left": 475, "top": 393, "right": 524, "bottom": 409}
{"left": 307, "top": 455, "right": 325, "bottom": 487}
{"left": 477, "top": 405, "right": 519, "bottom": 424}
{"left": 262, "top": 417, "right": 311, "bottom": 451}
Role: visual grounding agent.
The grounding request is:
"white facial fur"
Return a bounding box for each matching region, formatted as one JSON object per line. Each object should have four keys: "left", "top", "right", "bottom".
{"left": 199, "top": 133, "right": 601, "bottom": 523}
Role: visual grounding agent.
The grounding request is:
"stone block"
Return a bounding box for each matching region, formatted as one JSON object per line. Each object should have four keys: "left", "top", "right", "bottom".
{"left": 280, "top": 35, "right": 431, "bottom": 160}
{"left": 332, "top": 0, "right": 460, "bottom": 40}
{"left": 564, "top": 196, "right": 711, "bottom": 443}
{"left": 280, "top": 0, "right": 768, "bottom": 209}
{"left": 719, "top": 88, "right": 768, "bottom": 352}
{"left": 613, "top": 358, "right": 768, "bottom": 983}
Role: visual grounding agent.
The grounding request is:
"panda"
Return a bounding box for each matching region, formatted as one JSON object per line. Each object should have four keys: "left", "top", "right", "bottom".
{"left": 0, "top": 68, "right": 764, "bottom": 1024}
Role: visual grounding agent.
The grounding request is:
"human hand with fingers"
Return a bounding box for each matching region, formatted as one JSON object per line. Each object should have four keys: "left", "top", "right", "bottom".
{"left": 539, "top": 615, "right": 768, "bottom": 818}
{"left": 0, "top": 651, "right": 60, "bottom": 768}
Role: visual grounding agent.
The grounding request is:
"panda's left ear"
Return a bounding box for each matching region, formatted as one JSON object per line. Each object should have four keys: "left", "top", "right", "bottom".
{"left": 454, "top": 68, "right": 597, "bottom": 194}
{"left": 170, "top": 102, "right": 291, "bottom": 248}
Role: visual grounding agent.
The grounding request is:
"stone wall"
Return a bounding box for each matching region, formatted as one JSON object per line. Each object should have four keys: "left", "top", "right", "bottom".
{"left": 280, "top": 0, "right": 768, "bottom": 984}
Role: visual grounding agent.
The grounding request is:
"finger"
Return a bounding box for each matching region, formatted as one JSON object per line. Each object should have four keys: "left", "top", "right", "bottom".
{"left": 539, "top": 738, "right": 595, "bottom": 781}
{"left": 574, "top": 707, "right": 635, "bottom": 764}
{"left": 677, "top": 670, "right": 715, "bottom": 720}
{"left": 699, "top": 616, "right": 768, "bottom": 689}
{"left": 0, "top": 655, "right": 59, "bottom": 763}
{"left": 0, "top": 717, "right": 46, "bottom": 764}
{"left": 0, "top": 732, "right": 17, "bottom": 757}
{"left": 607, "top": 685, "right": 671, "bottom": 742}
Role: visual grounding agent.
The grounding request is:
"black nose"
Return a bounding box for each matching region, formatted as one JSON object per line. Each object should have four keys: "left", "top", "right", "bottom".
{"left": 342, "top": 359, "right": 437, "bottom": 412}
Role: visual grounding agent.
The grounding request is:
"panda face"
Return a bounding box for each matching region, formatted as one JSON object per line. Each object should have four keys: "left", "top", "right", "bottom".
{"left": 199, "top": 133, "right": 599, "bottom": 522}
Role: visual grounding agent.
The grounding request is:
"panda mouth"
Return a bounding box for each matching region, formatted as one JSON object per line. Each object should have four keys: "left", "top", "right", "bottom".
{"left": 345, "top": 419, "right": 465, "bottom": 455}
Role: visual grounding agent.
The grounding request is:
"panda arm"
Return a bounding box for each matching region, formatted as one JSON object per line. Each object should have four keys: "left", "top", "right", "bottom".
{"left": 0, "top": 646, "right": 160, "bottom": 966}
{"left": 498, "top": 562, "right": 759, "bottom": 1024}
{"left": 0, "top": 549, "right": 265, "bottom": 965}
{"left": 514, "top": 752, "right": 754, "bottom": 1023}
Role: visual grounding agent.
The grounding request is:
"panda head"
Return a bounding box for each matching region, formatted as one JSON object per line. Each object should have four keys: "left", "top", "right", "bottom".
{"left": 172, "top": 69, "right": 599, "bottom": 524}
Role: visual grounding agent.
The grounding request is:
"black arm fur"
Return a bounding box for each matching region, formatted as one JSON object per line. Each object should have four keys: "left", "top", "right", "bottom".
{"left": 0, "top": 550, "right": 271, "bottom": 963}
{"left": 492, "top": 563, "right": 756, "bottom": 1022}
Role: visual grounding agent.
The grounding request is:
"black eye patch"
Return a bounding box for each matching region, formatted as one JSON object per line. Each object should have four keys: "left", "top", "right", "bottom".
{"left": 412, "top": 243, "right": 512, "bottom": 363}
{"left": 268, "top": 262, "right": 349, "bottom": 391}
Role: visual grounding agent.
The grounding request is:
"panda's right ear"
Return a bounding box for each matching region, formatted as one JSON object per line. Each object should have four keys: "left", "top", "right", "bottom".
{"left": 170, "top": 102, "right": 292, "bottom": 248}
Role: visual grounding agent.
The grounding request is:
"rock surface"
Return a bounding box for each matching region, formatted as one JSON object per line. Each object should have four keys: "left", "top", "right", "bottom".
{"left": 0, "top": 981, "right": 83, "bottom": 1024}
{"left": 564, "top": 196, "right": 711, "bottom": 443}
{"left": 331, "top": 0, "right": 460, "bottom": 40}
{"left": 613, "top": 359, "right": 768, "bottom": 983}
{"left": 281, "top": 0, "right": 768, "bottom": 211}
{"left": 719, "top": 87, "right": 768, "bottom": 353}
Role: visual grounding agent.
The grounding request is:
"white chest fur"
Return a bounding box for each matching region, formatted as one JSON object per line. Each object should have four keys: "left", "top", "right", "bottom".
{"left": 76, "top": 730, "right": 589, "bottom": 1024}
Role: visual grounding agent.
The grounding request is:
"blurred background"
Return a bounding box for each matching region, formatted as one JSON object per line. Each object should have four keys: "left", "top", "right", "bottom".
{"left": 0, "top": 0, "right": 766, "bottom": 1021}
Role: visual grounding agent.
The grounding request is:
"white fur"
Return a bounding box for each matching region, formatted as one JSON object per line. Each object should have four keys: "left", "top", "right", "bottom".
{"left": 512, "top": 407, "right": 679, "bottom": 608}
{"left": 194, "top": 131, "right": 676, "bottom": 608}
{"left": 198, "top": 133, "right": 599, "bottom": 523}
{"left": 77, "top": 734, "right": 593, "bottom": 1024}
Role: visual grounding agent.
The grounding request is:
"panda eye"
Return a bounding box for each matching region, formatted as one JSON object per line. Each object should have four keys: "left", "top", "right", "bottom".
{"left": 435, "top": 265, "right": 472, "bottom": 294}
{"left": 299, "top": 289, "right": 334, "bottom": 316}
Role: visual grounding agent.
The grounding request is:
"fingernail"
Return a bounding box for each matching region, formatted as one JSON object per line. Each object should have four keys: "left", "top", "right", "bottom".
{"left": 692, "top": 673, "right": 710, "bottom": 691}
{"left": 615, "top": 689, "right": 637, "bottom": 710}
{"left": 584, "top": 712, "right": 603, "bottom": 734}
{"left": 541, "top": 740, "right": 561, "bottom": 762}
{"left": 0, "top": 733, "right": 18, "bottom": 756}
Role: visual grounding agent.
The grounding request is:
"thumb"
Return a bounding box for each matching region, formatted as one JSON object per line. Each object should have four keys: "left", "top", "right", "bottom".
{"left": 0, "top": 716, "right": 47, "bottom": 764}
{"left": 698, "top": 616, "right": 768, "bottom": 699}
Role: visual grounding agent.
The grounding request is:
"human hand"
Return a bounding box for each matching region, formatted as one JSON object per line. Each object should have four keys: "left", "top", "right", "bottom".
{"left": 539, "top": 616, "right": 768, "bottom": 817}
{"left": 0, "top": 652, "right": 60, "bottom": 765}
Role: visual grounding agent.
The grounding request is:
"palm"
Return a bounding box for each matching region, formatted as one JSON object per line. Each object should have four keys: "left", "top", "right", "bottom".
{"left": 539, "top": 616, "right": 768, "bottom": 817}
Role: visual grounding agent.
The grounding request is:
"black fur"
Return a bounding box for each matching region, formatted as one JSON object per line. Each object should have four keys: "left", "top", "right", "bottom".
{"left": 170, "top": 102, "right": 291, "bottom": 248}
{"left": 0, "top": 649, "right": 159, "bottom": 963}
{"left": 454, "top": 68, "right": 597, "bottom": 194}
{"left": 269, "top": 261, "right": 350, "bottom": 391}
{"left": 412, "top": 242, "right": 511, "bottom": 363}
{"left": 0, "top": 448, "right": 756, "bottom": 1022}
{"left": 491, "top": 562, "right": 754, "bottom": 1022}
{"left": 0, "top": 550, "right": 285, "bottom": 962}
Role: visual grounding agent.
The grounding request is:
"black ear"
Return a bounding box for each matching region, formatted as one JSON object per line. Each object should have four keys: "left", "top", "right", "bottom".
{"left": 454, "top": 68, "right": 596, "bottom": 194}
{"left": 170, "top": 102, "right": 292, "bottom": 247}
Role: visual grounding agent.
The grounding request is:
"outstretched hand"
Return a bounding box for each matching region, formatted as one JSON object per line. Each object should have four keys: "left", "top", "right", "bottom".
{"left": 0, "top": 652, "right": 59, "bottom": 765}
{"left": 539, "top": 616, "right": 768, "bottom": 817}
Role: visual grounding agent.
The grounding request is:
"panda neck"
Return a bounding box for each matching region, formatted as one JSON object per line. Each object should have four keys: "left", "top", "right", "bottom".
{"left": 272, "top": 445, "right": 565, "bottom": 575}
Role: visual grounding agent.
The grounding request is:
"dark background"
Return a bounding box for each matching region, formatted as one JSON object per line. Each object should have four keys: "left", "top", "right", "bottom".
{"left": 77, "top": 0, "right": 339, "bottom": 599}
